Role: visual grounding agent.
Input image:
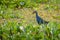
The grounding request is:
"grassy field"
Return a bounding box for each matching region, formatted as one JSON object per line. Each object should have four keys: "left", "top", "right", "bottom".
{"left": 0, "top": 4, "right": 60, "bottom": 24}
{"left": 0, "top": 0, "right": 60, "bottom": 40}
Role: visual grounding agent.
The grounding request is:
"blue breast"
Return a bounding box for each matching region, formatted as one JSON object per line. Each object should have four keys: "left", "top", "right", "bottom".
{"left": 33, "top": 11, "right": 48, "bottom": 24}
{"left": 36, "top": 16, "right": 44, "bottom": 24}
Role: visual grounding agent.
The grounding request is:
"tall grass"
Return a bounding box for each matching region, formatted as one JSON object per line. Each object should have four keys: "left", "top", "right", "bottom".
{"left": 0, "top": 21, "right": 60, "bottom": 40}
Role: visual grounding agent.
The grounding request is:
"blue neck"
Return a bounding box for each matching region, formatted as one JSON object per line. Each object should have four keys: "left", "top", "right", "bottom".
{"left": 36, "top": 12, "right": 38, "bottom": 17}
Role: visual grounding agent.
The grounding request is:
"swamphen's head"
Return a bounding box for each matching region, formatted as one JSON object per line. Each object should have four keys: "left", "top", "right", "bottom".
{"left": 32, "top": 10, "right": 37, "bottom": 14}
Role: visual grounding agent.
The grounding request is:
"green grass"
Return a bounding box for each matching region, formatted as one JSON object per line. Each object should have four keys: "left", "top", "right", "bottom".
{"left": 0, "top": 21, "right": 60, "bottom": 40}
{"left": 0, "top": 0, "right": 60, "bottom": 40}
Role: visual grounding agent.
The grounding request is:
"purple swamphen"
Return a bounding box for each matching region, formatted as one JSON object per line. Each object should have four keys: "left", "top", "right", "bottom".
{"left": 33, "top": 10, "right": 48, "bottom": 24}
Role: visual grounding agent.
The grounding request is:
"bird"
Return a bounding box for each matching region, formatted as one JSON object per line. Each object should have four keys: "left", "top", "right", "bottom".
{"left": 33, "top": 10, "right": 49, "bottom": 24}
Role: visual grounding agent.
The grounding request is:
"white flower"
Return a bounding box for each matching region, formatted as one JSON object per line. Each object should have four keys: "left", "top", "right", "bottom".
{"left": 19, "top": 26, "right": 24, "bottom": 31}
{"left": 27, "top": 32, "right": 30, "bottom": 35}
{"left": 1, "top": 11, "right": 3, "bottom": 14}
{"left": 40, "top": 25, "right": 43, "bottom": 29}
{"left": 20, "top": 2, "right": 25, "bottom": 5}
{"left": 33, "top": 25, "right": 36, "bottom": 28}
